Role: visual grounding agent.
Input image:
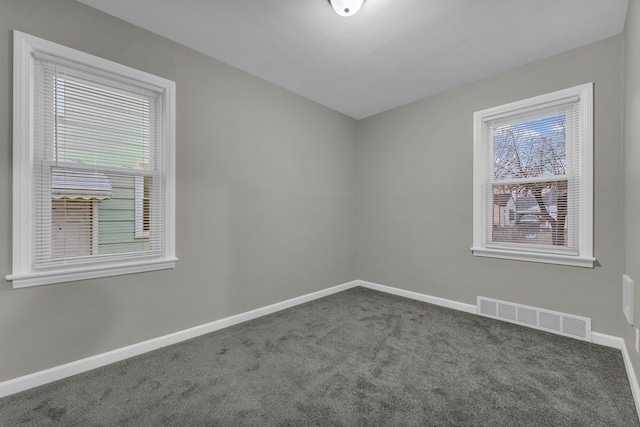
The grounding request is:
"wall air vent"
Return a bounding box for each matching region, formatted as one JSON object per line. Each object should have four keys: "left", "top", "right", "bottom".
{"left": 477, "top": 296, "right": 592, "bottom": 342}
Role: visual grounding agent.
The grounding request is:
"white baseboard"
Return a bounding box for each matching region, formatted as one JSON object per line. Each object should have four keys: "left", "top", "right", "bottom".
{"left": 0, "top": 280, "right": 359, "bottom": 399}
{"left": 592, "top": 332, "right": 625, "bottom": 349}
{"left": 623, "top": 342, "right": 640, "bottom": 420}
{"left": 357, "top": 280, "right": 477, "bottom": 314}
{"left": 592, "top": 333, "right": 640, "bottom": 420}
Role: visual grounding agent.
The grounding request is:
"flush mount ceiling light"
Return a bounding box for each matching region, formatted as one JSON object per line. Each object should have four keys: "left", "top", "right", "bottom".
{"left": 328, "top": 0, "right": 365, "bottom": 17}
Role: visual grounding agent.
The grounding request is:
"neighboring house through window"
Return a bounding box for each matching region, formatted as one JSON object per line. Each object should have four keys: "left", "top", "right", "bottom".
{"left": 8, "top": 31, "right": 176, "bottom": 288}
{"left": 51, "top": 168, "right": 113, "bottom": 258}
{"left": 135, "top": 175, "right": 151, "bottom": 239}
{"left": 471, "top": 84, "right": 594, "bottom": 267}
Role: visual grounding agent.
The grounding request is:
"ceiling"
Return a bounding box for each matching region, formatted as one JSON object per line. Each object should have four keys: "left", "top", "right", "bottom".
{"left": 77, "top": 0, "right": 628, "bottom": 119}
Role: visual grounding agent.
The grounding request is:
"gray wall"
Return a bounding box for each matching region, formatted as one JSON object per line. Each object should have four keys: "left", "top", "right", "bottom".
{"left": 624, "top": 0, "right": 640, "bottom": 385}
{"left": 358, "top": 36, "right": 624, "bottom": 336}
{"left": 0, "top": 0, "right": 358, "bottom": 382}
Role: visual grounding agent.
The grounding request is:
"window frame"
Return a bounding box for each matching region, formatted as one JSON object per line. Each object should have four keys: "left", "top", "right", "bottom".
{"left": 471, "top": 83, "right": 594, "bottom": 268}
{"left": 7, "top": 31, "right": 177, "bottom": 288}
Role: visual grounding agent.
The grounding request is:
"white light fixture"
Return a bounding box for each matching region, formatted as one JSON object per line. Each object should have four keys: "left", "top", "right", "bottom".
{"left": 328, "top": 0, "right": 365, "bottom": 17}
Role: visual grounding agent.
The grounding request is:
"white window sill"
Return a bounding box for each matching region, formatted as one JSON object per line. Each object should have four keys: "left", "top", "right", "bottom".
{"left": 471, "top": 247, "right": 594, "bottom": 268}
{"left": 6, "top": 257, "right": 178, "bottom": 288}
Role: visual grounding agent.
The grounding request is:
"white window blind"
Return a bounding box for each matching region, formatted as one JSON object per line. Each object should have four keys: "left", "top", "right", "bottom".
{"left": 9, "top": 31, "right": 176, "bottom": 288}
{"left": 484, "top": 102, "right": 580, "bottom": 255}
{"left": 33, "top": 56, "right": 164, "bottom": 266}
{"left": 472, "top": 84, "right": 593, "bottom": 267}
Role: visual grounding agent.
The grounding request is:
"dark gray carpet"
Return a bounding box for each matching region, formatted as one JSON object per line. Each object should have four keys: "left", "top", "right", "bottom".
{"left": 0, "top": 287, "right": 638, "bottom": 426}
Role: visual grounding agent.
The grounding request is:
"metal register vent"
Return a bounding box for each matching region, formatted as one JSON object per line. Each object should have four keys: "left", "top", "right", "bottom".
{"left": 477, "top": 297, "right": 592, "bottom": 341}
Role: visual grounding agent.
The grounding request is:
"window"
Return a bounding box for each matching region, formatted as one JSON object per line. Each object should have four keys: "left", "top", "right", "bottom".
{"left": 8, "top": 31, "right": 176, "bottom": 288}
{"left": 471, "top": 84, "right": 594, "bottom": 267}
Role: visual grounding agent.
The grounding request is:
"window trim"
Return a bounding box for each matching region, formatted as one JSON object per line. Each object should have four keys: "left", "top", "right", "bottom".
{"left": 7, "top": 31, "right": 177, "bottom": 288}
{"left": 471, "top": 83, "right": 594, "bottom": 268}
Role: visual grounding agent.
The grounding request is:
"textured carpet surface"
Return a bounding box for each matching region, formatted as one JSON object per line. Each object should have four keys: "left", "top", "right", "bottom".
{"left": 0, "top": 286, "right": 638, "bottom": 426}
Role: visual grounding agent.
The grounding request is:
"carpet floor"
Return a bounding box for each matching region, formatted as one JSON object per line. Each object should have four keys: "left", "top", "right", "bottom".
{"left": 0, "top": 286, "right": 638, "bottom": 426}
